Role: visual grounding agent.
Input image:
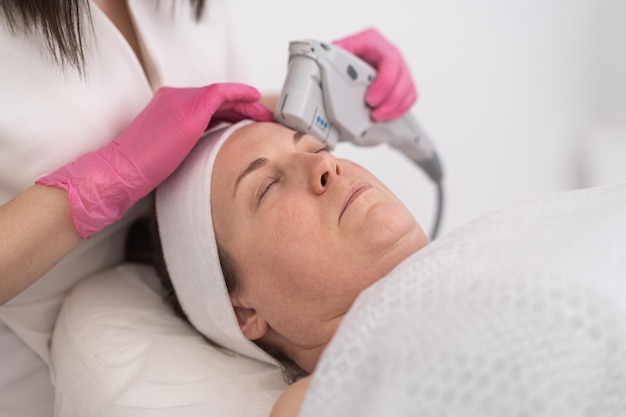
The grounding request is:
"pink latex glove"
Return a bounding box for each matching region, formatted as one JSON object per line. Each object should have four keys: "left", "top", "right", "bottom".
{"left": 333, "top": 28, "right": 417, "bottom": 122}
{"left": 37, "top": 83, "right": 273, "bottom": 238}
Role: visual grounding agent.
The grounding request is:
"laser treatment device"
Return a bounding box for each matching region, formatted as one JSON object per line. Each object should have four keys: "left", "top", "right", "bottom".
{"left": 274, "top": 39, "right": 445, "bottom": 239}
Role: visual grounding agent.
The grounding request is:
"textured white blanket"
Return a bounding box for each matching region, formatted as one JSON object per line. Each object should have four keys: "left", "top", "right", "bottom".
{"left": 300, "top": 183, "right": 626, "bottom": 417}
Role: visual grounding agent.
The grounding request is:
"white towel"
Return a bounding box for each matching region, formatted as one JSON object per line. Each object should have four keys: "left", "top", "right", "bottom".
{"left": 299, "top": 182, "right": 626, "bottom": 416}
{"left": 156, "top": 120, "right": 279, "bottom": 366}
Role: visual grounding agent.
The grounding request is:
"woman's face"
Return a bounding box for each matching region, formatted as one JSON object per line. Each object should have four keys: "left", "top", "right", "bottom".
{"left": 211, "top": 122, "right": 428, "bottom": 355}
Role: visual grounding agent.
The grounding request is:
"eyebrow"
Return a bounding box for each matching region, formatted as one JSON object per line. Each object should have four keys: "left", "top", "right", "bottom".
{"left": 233, "top": 130, "right": 307, "bottom": 195}
{"left": 234, "top": 157, "right": 268, "bottom": 196}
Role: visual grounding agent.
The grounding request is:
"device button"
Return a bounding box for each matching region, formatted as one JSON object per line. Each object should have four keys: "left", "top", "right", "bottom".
{"left": 346, "top": 64, "right": 358, "bottom": 80}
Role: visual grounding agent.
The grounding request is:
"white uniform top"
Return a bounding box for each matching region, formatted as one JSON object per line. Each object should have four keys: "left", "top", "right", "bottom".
{"left": 0, "top": 1, "right": 248, "bottom": 415}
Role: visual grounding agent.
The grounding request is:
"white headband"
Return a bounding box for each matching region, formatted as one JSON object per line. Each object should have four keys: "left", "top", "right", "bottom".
{"left": 156, "top": 120, "right": 279, "bottom": 366}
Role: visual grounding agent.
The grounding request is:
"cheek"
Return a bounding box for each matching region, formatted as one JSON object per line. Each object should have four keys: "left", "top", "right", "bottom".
{"left": 266, "top": 192, "right": 324, "bottom": 238}
{"left": 257, "top": 242, "right": 339, "bottom": 300}
{"left": 237, "top": 199, "right": 328, "bottom": 274}
{"left": 266, "top": 213, "right": 328, "bottom": 270}
{"left": 341, "top": 160, "right": 384, "bottom": 184}
{"left": 367, "top": 203, "right": 419, "bottom": 242}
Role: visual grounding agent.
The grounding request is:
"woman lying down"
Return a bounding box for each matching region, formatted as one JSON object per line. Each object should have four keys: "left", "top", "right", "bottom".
{"left": 149, "top": 120, "right": 626, "bottom": 416}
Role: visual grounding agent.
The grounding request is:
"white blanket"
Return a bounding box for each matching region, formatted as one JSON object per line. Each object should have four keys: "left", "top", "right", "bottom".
{"left": 299, "top": 183, "right": 626, "bottom": 417}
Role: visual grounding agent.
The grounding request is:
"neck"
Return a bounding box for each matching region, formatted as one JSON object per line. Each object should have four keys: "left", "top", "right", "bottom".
{"left": 262, "top": 314, "right": 345, "bottom": 374}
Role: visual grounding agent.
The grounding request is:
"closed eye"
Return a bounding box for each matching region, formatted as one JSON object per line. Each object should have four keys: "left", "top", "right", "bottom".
{"left": 315, "top": 145, "right": 330, "bottom": 153}
{"left": 256, "top": 146, "right": 328, "bottom": 205}
{"left": 257, "top": 178, "right": 278, "bottom": 204}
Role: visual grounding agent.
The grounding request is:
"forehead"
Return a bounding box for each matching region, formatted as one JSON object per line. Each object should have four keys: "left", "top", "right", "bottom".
{"left": 222, "top": 122, "right": 292, "bottom": 153}
{"left": 212, "top": 122, "right": 293, "bottom": 184}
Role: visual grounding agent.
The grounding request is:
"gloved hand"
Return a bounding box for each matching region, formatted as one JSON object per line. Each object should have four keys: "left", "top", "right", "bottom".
{"left": 333, "top": 28, "right": 417, "bottom": 122}
{"left": 37, "top": 83, "right": 273, "bottom": 238}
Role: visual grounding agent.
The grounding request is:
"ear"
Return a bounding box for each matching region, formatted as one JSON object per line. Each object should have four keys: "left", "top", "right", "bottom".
{"left": 230, "top": 296, "right": 269, "bottom": 341}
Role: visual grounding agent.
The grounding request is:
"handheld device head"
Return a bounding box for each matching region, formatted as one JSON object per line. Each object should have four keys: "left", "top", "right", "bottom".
{"left": 274, "top": 39, "right": 442, "bottom": 182}
{"left": 275, "top": 39, "right": 445, "bottom": 238}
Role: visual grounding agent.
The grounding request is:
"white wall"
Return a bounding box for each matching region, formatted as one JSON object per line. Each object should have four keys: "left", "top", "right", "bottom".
{"left": 227, "top": 0, "right": 617, "bottom": 236}
{"left": 594, "top": 0, "right": 626, "bottom": 127}
{"left": 575, "top": 0, "right": 626, "bottom": 190}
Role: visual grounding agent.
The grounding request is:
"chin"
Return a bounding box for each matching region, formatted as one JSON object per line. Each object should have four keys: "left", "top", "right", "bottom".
{"left": 363, "top": 203, "right": 425, "bottom": 258}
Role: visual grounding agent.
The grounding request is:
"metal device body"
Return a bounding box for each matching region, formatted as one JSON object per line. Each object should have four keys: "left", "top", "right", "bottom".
{"left": 274, "top": 39, "right": 443, "bottom": 182}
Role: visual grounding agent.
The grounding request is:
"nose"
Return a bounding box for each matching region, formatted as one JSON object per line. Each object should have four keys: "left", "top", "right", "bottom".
{"left": 306, "top": 152, "right": 343, "bottom": 195}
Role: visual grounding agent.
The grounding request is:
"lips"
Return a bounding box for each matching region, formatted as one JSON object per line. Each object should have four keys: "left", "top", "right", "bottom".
{"left": 339, "top": 182, "right": 373, "bottom": 222}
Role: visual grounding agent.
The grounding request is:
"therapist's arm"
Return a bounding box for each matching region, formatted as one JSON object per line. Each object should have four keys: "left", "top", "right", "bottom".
{"left": 0, "top": 85, "right": 276, "bottom": 307}
{"left": 270, "top": 375, "right": 312, "bottom": 417}
{"left": 0, "top": 185, "right": 81, "bottom": 305}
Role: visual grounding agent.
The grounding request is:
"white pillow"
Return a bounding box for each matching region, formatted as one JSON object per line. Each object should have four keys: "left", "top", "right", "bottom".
{"left": 50, "top": 263, "right": 286, "bottom": 417}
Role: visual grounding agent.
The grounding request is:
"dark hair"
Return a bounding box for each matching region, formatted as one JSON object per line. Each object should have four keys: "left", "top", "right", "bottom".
{"left": 125, "top": 200, "right": 308, "bottom": 384}
{"left": 0, "top": 0, "right": 206, "bottom": 76}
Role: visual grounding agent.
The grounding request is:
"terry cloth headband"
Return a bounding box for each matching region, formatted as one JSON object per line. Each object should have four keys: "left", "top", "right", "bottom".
{"left": 156, "top": 120, "right": 279, "bottom": 366}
